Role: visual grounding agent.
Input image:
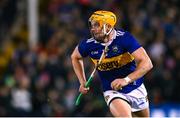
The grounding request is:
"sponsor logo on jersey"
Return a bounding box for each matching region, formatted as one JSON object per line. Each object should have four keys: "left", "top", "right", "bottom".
{"left": 91, "top": 52, "right": 134, "bottom": 71}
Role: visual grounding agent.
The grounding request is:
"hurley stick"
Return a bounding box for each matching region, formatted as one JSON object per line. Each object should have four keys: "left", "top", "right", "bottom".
{"left": 75, "top": 45, "right": 108, "bottom": 106}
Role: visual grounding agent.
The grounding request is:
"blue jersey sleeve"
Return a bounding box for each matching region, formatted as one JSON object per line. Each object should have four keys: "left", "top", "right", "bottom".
{"left": 122, "top": 32, "right": 141, "bottom": 53}
{"left": 78, "top": 39, "right": 89, "bottom": 57}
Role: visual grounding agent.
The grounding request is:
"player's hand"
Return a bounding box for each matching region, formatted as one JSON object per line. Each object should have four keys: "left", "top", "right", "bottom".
{"left": 111, "top": 78, "right": 129, "bottom": 91}
{"left": 79, "top": 83, "right": 90, "bottom": 94}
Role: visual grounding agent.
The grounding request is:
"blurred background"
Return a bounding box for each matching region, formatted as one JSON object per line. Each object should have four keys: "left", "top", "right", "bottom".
{"left": 0, "top": 0, "right": 179, "bottom": 117}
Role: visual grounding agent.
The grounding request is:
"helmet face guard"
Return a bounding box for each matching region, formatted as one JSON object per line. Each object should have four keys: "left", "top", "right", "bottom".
{"left": 88, "top": 20, "right": 105, "bottom": 43}
{"left": 88, "top": 20, "right": 101, "bottom": 29}
{"left": 88, "top": 10, "right": 117, "bottom": 40}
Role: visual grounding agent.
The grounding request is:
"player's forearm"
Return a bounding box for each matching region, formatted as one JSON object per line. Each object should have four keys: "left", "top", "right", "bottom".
{"left": 71, "top": 57, "right": 86, "bottom": 85}
{"left": 127, "top": 59, "right": 153, "bottom": 83}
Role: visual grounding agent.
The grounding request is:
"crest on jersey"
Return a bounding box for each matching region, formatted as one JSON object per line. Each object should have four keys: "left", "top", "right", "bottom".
{"left": 112, "top": 45, "right": 118, "bottom": 53}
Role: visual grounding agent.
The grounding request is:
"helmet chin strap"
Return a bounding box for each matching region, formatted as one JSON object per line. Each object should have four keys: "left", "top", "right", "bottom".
{"left": 102, "top": 24, "right": 113, "bottom": 44}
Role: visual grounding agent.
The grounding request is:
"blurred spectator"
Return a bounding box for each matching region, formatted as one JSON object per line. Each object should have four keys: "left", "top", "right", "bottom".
{"left": 11, "top": 66, "right": 32, "bottom": 116}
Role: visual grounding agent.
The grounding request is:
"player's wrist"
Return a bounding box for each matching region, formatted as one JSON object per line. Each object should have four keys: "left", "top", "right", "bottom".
{"left": 123, "top": 76, "right": 131, "bottom": 84}
{"left": 80, "top": 80, "right": 86, "bottom": 85}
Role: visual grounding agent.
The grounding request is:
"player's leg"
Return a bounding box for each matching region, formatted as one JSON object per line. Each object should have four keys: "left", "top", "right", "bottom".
{"left": 109, "top": 98, "right": 132, "bottom": 117}
{"left": 104, "top": 90, "right": 132, "bottom": 117}
{"left": 132, "top": 108, "right": 150, "bottom": 117}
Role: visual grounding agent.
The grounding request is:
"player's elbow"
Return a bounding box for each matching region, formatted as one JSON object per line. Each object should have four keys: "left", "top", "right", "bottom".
{"left": 71, "top": 51, "right": 81, "bottom": 62}
{"left": 71, "top": 53, "right": 77, "bottom": 62}
{"left": 71, "top": 47, "right": 82, "bottom": 61}
{"left": 146, "top": 59, "right": 153, "bottom": 72}
{"left": 71, "top": 53, "right": 75, "bottom": 60}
